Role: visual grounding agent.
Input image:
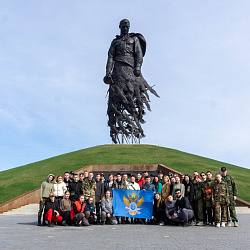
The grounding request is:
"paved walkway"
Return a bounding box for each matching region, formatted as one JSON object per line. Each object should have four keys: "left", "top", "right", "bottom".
{"left": 0, "top": 214, "right": 249, "bottom": 249}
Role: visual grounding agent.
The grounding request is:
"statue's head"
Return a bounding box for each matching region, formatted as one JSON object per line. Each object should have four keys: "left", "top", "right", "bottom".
{"left": 119, "top": 19, "right": 130, "bottom": 35}
{"left": 119, "top": 19, "right": 130, "bottom": 27}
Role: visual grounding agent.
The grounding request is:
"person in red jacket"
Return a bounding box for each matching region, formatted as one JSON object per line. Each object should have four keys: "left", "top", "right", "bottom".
{"left": 70, "top": 195, "right": 89, "bottom": 226}
{"left": 135, "top": 173, "right": 145, "bottom": 189}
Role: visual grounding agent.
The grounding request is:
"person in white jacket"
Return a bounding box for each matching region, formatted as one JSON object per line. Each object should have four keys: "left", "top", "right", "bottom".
{"left": 54, "top": 175, "right": 67, "bottom": 202}
{"left": 127, "top": 175, "right": 140, "bottom": 190}
{"left": 126, "top": 175, "right": 140, "bottom": 224}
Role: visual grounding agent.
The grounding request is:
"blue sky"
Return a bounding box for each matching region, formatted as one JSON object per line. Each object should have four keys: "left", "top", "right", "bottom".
{"left": 1, "top": 1, "right": 250, "bottom": 171}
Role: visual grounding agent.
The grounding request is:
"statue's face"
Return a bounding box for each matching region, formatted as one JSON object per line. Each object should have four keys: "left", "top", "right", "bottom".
{"left": 120, "top": 22, "right": 130, "bottom": 35}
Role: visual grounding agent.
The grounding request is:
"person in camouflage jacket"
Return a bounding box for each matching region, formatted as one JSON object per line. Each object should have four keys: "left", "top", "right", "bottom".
{"left": 212, "top": 173, "right": 230, "bottom": 227}
{"left": 112, "top": 173, "right": 127, "bottom": 190}
{"left": 82, "top": 172, "right": 96, "bottom": 204}
{"left": 202, "top": 171, "right": 214, "bottom": 225}
{"left": 112, "top": 173, "right": 127, "bottom": 223}
{"left": 193, "top": 175, "right": 204, "bottom": 225}
{"left": 221, "top": 167, "right": 238, "bottom": 226}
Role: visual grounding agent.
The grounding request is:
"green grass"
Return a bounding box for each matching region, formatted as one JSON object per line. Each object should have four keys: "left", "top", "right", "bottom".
{"left": 0, "top": 144, "right": 249, "bottom": 204}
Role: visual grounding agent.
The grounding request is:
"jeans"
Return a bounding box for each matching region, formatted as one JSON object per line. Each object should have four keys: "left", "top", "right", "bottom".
{"left": 172, "top": 208, "right": 194, "bottom": 223}
{"left": 101, "top": 211, "right": 117, "bottom": 225}
{"left": 73, "top": 213, "right": 89, "bottom": 226}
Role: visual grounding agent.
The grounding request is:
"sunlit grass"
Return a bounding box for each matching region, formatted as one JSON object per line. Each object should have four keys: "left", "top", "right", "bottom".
{"left": 0, "top": 144, "right": 249, "bottom": 203}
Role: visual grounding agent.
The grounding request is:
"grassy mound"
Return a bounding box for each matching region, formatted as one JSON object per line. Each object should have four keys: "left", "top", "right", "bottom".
{"left": 0, "top": 144, "right": 249, "bottom": 204}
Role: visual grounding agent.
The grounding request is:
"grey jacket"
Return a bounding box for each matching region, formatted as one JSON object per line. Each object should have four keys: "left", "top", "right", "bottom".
{"left": 101, "top": 198, "right": 114, "bottom": 214}
{"left": 165, "top": 200, "right": 176, "bottom": 215}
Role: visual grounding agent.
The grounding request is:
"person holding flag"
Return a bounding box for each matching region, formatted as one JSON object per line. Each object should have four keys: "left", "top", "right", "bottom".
{"left": 101, "top": 190, "right": 117, "bottom": 225}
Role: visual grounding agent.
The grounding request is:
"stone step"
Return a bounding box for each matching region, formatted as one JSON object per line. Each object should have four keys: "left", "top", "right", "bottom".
{"left": 2, "top": 203, "right": 39, "bottom": 215}
{"left": 235, "top": 206, "right": 250, "bottom": 214}
{"left": 2, "top": 203, "right": 250, "bottom": 215}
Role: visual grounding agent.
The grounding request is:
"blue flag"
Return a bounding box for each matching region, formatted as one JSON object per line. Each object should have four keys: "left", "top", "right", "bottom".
{"left": 113, "top": 189, "right": 154, "bottom": 219}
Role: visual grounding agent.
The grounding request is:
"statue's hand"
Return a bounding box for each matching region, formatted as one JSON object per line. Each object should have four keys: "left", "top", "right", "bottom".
{"left": 134, "top": 69, "right": 141, "bottom": 77}
{"left": 103, "top": 75, "right": 112, "bottom": 84}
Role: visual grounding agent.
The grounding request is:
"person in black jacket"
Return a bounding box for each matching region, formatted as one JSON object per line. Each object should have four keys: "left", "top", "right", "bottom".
{"left": 44, "top": 193, "right": 63, "bottom": 227}
{"left": 68, "top": 174, "right": 82, "bottom": 202}
{"left": 169, "top": 177, "right": 176, "bottom": 196}
{"left": 63, "top": 172, "right": 72, "bottom": 188}
{"left": 104, "top": 174, "right": 114, "bottom": 195}
{"left": 184, "top": 175, "right": 194, "bottom": 207}
{"left": 151, "top": 193, "right": 165, "bottom": 225}
{"left": 95, "top": 173, "right": 104, "bottom": 223}
{"left": 84, "top": 197, "right": 97, "bottom": 224}
{"left": 171, "top": 188, "right": 194, "bottom": 227}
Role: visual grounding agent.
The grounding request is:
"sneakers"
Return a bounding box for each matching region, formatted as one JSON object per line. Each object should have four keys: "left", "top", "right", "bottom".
{"left": 196, "top": 221, "right": 203, "bottom": 226}
{"left": 216, "top": 223, "right": 220, "bottom": 228}
{"left": 234, "top": 222, "right": 238, "bottom": 227}
{"left": 221, "top": 222, "right": 226, "bottom": 227}
{"left": 183, "top": 222, "right": 189, "bottom": 227}
{"left": 159, "top": 221, "right": 164, "bottom": 226}
{"left": 190, "top": 221, "right": 196, "bottom": 226}
{"left": 47, "top": 221, "right": 54, "bottom": 227}
{"left": 225, "top": 222, "right": 231, "bottom": 227}
{"left": 61, "top": 221, "right": 68, "bottom": 226}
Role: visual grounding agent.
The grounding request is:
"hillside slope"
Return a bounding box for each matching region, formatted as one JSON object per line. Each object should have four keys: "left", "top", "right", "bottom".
{"left": 0, "top": 144, "right": 249, "bottom": 204}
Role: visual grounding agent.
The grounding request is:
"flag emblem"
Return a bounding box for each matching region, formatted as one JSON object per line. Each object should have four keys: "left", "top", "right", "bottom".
{"left": 123, "top": 192, "right": 144, "bottom": 216}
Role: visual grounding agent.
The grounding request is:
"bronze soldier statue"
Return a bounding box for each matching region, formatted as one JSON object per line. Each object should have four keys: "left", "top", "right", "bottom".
{"left": 104, "top": 19, "right": 159, "bottom": 143}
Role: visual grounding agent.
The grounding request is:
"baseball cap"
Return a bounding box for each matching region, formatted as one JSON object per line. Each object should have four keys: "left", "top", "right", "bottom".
{"left": 221, "top": 167, "right": 227, "bottom": 172}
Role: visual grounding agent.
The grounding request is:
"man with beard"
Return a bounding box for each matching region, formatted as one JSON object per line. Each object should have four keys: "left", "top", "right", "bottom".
{"left": 171, "top": 189, "right": 194, "bottom": 227}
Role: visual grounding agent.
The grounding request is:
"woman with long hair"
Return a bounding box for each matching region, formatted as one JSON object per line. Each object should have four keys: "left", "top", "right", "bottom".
{"left": 169, "top": 177, "right": 176, "bottom": 196}
{"left": 184, "top": 174, "right": 194, "bottom": 207}
{"left": 161, "top": 175, "right": 171, "bottom": 204}
{"left": 154, "top": 176, "right": 162, "bottom": 195}
{"left": 54, "top": 174, "right": 67, "bottom": 203}
{"left": 59, "top": 190, "right": 71, "bottom": 226}
{"left": 101, "top": 190, "right": 117, "bottom": 225}
{"left": 152, "top": 193, "right": 165, "bottom": 225}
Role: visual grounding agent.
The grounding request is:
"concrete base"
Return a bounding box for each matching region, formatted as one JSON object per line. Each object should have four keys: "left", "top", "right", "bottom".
{"left": 0, "top": 214, "right": 249, "bottom": 249}
{"left": 2, "top": 203, "right": 250, "bottom": 215}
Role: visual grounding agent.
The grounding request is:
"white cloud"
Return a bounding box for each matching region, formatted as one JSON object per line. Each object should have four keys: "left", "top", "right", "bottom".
{"left": 0, "top": 0, "right": 250, "bottom": 171}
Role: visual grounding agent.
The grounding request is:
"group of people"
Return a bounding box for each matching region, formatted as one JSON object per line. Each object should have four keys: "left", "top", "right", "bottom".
{"left": 38, "top": 167, "right": 238, "bottom": 228}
